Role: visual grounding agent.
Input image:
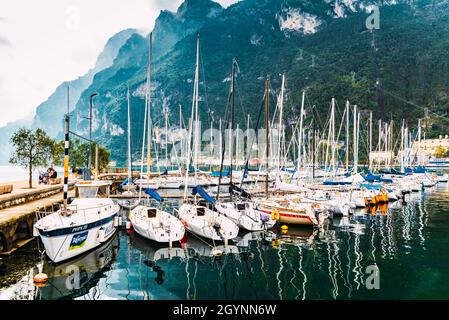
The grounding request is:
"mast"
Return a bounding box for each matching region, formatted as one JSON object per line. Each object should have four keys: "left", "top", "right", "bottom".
{"left": 229, "top": 59, "right": 236, "bottom": 186}
{"left": 194, "top": 33, "right": 200, "bottom": 174}
{"left": 209, "top": 113, "right": 213, "bottom": 170}
{"left": 165, "top": 108, "right": 169, "bottom": 170}
{"left": 312, "top": 106, "right": 316, "bottom": 180}
{"left": 277, "top": 74, "right": 285, "bottom": 174}
{"left": 265, "top": 79, "right": 270, "bottom": 198}
{"left": 183, "top": 34, "right": 200, "bottom": 200}
{"left": 400, "top": 120, "right": 405, "bottom": 172}
{"left": 138, "top": 37, "right": 150, "bottom": 201}
{"left": 236, "top": 124, "right": 240, "bottom": 171}
{"left": 219, "top": 118, "right": 222, "bottom": 166}
{"left": 345, "top": 100, "right": 350, "bottom": 172}
{"left": 297, "top": 90, "right": 305, "bottom": 171}
{"left": 127, "top": 82, "right": 132, "bottom": 191}
{"left": 331, "top": 98, "right": 337, "bottom": 176}
{"left": 356, "top": 110, "right": 360, "bottom": 173}
{"left": 179, "top": 105, "right": 183, "bottom": 167}
{"left": 418, "top": 118, "right": 422, "bottom": 166}
{"left": 353, "top": 105, "right": 358, "bottom": 173}
{"left": 146, "top": 32, "right": 153, "bottom": 177}
{"left": 63, "top": 87, "right": 70, "bottom": 215}
{"left": 369, "top": 111, "right": 373, "bottom": 170}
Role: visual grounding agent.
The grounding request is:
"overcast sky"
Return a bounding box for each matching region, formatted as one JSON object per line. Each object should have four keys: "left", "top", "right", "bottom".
{"left": 0, "top": 0, "right": 238, "bottom": 127}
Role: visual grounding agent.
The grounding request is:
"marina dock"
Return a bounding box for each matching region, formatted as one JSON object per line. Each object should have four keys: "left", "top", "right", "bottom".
{"left": 0, "top": 181, "right": 75, "bottom": 254}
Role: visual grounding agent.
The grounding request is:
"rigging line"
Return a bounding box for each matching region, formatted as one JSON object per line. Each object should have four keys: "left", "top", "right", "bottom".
{"left": 199, "top": 40, "right": 210, "bottom": 114}
{"left": 216, "top": 68, "right": 233, "bottom": 200}
{"left": 379, "top": 87, "right": 449, "bottom": 123}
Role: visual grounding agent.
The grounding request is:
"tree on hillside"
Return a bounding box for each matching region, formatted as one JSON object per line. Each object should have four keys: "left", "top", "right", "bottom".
{"left": 9, "top": 128, "right": 53, "bottom": 188}
{"left": 50, "top": 140, "right": 65, "bottom": 166}
{"left": 52, "top": 139, "right": 110, "bottom": 175}
{"left": 434, "top": 146, "right": 447, "bottom": 158}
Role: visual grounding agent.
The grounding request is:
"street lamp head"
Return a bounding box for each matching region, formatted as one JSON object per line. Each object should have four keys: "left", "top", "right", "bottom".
{"left": 90, "top": 93, "right": 99, "bottom": 99}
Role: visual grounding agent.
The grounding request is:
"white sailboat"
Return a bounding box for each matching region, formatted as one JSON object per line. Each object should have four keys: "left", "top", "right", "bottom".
{"left": 34, "top": 102, "right": 119, "bottom": 263}
{"left": 129, "top": 32, "right": 185, "bottom": 244}
{"left": 118, "top": 83, "right": 140, "bottom": 210}
{"left": 178, "top": 34, "right": 239, "bottom": 242}
{"left": 130, "top": 203, "right": 185, "bottom": 244}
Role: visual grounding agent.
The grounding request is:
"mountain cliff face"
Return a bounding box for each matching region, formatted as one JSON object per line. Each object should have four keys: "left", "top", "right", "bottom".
{"left": 3, "top": 0, "right": 449, "bottom": 166}
{"left": 62, "top": 0, "right": 449, "bottom": 166}
{"left": 152, "top": 0, "right": 223, "bottom": 58}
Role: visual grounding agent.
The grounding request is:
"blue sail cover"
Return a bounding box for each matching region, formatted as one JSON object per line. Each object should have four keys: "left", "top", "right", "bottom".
{"left": 323, "top": 180, "right": 353, "bottom": 186}
{"left": 210, "top": 170, "right": 230, "bottom": 177}
{"left": 414, "top": 166, "right": 427, "bottom": 173}
{"left": 359, "top": 183, "right": 393, "bottom": 193}
{"left": 144, "top": 188, "right": 164, "bottom": 202}
{"left": 192, "top": 186, "right": 216, "bottom": 204}
{"left": 120, "top": 178, "right": 134, "bottom": 187}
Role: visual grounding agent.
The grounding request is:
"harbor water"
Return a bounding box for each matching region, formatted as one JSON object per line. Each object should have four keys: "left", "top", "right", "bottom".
{"left": 1, "top": 182, "right": 449, "bottom": 300}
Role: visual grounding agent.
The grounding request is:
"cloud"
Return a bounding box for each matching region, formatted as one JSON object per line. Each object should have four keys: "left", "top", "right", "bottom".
{"left": 0, "top": 35, "right": 11, "bottom": 47}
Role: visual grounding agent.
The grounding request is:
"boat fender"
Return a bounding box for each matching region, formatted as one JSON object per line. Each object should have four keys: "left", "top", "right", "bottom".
{"left": 34, "top": 273, "right": 48, "bottom": 285}
{"left": 211, "top": 248, "right": 223, "bottom": 257}
{"left": 98, "top": 227, "right": 105, "bottom": 242}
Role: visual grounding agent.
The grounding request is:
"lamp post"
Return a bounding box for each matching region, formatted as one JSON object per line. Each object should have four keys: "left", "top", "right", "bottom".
{"left": 88, "top": 93, "right": 98, "bottom": 178}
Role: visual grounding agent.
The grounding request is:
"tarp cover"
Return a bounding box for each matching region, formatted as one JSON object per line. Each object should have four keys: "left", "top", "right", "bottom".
{"left": 192, "top": 186, "right": 216, "bottom": 204}
{"left": 120, "top": 178, "right": 134, "bottom": 187}
{"left": 145, "top": 188, "right": 164, "bottom": 202}
{"left": 210, "top": 170, "right": 230, "bottom": 177}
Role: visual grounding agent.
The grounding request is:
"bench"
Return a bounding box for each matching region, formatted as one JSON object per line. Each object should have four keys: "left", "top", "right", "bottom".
{"left": 0, "top": 185, "right": 13, "bottom": 195}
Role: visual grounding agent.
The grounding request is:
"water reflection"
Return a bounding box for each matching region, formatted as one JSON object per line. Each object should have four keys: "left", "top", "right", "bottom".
{"left": 36, "top": 233, "right": 119, "bottom": 300}
{"left": 2, "top": 184, "right": 449, "bottom": 300}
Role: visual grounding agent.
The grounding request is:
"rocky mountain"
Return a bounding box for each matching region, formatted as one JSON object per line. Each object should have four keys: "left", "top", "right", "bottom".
{"left": 3, "top": 0, "right": 449, "bottom": 166}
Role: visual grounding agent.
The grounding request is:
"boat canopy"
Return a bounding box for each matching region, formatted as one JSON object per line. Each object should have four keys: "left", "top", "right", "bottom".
{"left": 210, "top": 170, "right": 230, "bottom": 177}
{"left": 192, "top": 186, "right": 216, "bottom": 204}
{"left": 120, "top": 178, "right": 134, "bottom": 187}
{"left": 359, "top": 183, "right": 393, "bottom": 192}
{"left": 144, "top": 188, "right": 164, "bottom": 202}
{"left": 323, "top": 181, "right": 352, "bottom": 186}
{"left": 413, "top": 166, "right": 427, "bottom": 173}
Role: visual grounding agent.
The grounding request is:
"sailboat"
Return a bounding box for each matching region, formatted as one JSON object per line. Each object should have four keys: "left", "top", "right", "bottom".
{"left": 158, "top": 108, "right": 184, "bottom": 189}
{"left": 34, "top": 93, "right": 119, "bottom": 263}
{"left": 178, "top": 34, "right": 239, "bottom": 242}
{"left": 215, "top": 65, "right": 277, "bottom": 231}
{"left": 118, "top": 83, "right": 140, "bottom": 210}
{"left": 129, "top": 32, "right": 185, "bottom": 244}
{"left": 134, "top": 32, "right": 161, "bottom": 191}
{"left": 129, "top": 189, "right": 185, "bottom": 243}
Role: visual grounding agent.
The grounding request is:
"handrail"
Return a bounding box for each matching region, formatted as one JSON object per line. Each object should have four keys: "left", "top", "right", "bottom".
{"left": 35, "top": 202, "right": 117, "bottom": 228}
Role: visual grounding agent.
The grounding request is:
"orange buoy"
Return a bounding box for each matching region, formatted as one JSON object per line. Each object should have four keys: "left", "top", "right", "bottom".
{"left": 34, "top": 273, "right": 48, "bottom": 285}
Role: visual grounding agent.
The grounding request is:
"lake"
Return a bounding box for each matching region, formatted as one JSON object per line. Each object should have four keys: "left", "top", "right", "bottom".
{"left": 1, "top": 183, "right": 449, "bottom": 300}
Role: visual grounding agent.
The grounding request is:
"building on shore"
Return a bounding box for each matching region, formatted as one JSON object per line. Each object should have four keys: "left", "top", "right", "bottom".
{"left": 412, "top": 135, "right": 449, "bottom": 159}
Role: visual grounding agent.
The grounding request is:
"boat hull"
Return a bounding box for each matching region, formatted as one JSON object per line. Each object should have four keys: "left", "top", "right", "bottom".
{"left": 37, "top": 214, "right": 117, "bottom": 264}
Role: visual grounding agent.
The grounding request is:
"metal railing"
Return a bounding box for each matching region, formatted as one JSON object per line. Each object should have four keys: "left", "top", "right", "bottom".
{"left": 34, "top": 202, "right": 118, "bottom": 228}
